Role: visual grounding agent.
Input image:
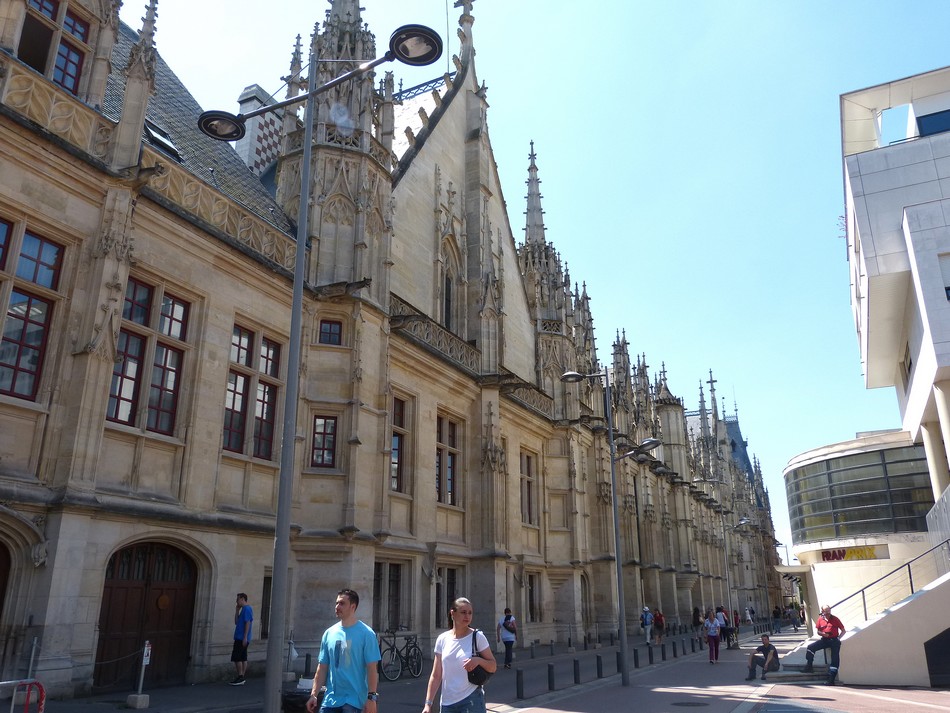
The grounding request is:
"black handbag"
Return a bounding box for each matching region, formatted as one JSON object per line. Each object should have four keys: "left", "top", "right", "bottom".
{"left": 467, "top": 629, "right": 493, "bottom": 686}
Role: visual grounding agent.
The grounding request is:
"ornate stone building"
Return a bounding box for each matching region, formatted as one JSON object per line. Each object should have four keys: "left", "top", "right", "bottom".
{"left": 0, "top": 0, "right": 780, "bottom": 697}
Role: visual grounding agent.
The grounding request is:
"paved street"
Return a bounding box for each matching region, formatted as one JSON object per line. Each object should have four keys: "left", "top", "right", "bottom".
{"left": 28, "top": 628, "right": 948, "bottom": 713}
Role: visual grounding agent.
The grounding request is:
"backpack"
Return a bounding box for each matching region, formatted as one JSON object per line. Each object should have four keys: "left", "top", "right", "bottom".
{"left": 503, "top": 615, "right": 516, "bottom": 633}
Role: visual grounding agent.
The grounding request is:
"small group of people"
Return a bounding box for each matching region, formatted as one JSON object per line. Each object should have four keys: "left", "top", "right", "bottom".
{"left": 639, "top": 606, "right": 667, "bottom": 645}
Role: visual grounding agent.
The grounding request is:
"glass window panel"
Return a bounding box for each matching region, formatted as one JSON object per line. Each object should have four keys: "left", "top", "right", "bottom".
{"left": 827, "top": 464, "right": 884, "bottom": 483}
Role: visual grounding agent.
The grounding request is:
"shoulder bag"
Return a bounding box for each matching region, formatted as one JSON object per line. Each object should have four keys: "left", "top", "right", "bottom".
{"left": 467, "top": 629, "right": 493, "bottom": 686}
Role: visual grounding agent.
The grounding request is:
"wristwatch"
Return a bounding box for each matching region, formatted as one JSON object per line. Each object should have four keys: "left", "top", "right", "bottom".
{"left": 367, "top": 692, "right": 379, "bottom": 702}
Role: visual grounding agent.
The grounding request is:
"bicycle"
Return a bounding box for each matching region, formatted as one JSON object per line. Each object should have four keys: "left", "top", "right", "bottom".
{"left": 378, "top": 628, "right": 424, "bottom": 681}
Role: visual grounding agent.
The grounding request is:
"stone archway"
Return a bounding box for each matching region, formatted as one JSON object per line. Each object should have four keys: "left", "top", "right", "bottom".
{"left": 93, "top": 542, "right": 197, "bottom": 691}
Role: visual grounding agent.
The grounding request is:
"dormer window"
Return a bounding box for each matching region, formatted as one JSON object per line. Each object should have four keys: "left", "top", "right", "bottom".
{"left": 145, "top": 120, "right": 182, "bottom": 161}
{"left": 18, "top": 0, "right": 92, "bottom": 96}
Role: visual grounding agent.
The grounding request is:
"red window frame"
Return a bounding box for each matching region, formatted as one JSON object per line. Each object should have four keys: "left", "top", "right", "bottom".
{"left": 147, "top": 344, "right": 182, "bottom": 434}
{"left": 29, "top": 0, "right": 58, "bottom": 19}
{"left": 0, "top": 290, "right": 53, "bottom": 399}
{"left": 310, "top": 416, "right": 337, "bottom": 468}
{"left": 231, "top": 326, "right": 253, "bottom": 366}
{"left": 16, "top": 231, "right": 63, "bottom": 289}
{"left": 107, "top": 329, "right": 145, "bottom": 424}
{"left": 53, "top": 39, "right": 83, "bottom": 95}
{"left": 124, "top": 277, "right": 153, "bottom": 325}
{"left": 254, "top": 382, "right": 277, "bottom": 460}
{"left": 62, "top": 9, "right": 88, "bottom": 42}
{"left": 391, "top": 397, "right": 406, "bottom": 492}
{"left": 0, "top": 218, "right": 11, "bottom": 269}
{"left": 223, "top": 371, "right": 249, "bottom": 452}
{"left": 159, "top": 293, "right": 189, "bottom": 340}
{"left": 260, "top": 337, "right": 280, "bottom": 377}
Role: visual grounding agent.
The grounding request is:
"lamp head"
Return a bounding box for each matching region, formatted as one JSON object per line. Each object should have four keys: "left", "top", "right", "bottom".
{"left": 638, "top": 437, "right": 661, "bottom": 453}
{"left": 197, "top": 110, "right": 246, "bottom": 141}
{"left": 560, "top": 370, "right": 588, "bottom": 383}
{"left": 389, "top": 24, "right": 443, "bottom": 66}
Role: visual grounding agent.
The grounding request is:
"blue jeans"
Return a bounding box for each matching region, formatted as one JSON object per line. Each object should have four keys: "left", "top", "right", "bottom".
{"left": 440, "top": 687, "right": 486, "bottom": 713}
{"left": 320, "top": 705, "right": 361, "bottom": 713}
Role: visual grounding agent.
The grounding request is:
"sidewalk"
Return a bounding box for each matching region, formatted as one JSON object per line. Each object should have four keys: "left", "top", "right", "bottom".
{"left": 34, "top": 627, "right": 950, "bottom": 713}
{"left": 33, "top": 626, "right": 770, "bottom": 713}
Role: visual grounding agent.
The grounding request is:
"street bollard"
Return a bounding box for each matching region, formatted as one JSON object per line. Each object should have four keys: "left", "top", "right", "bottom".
{"left": 596, "top": 654, "right": 604, "bottom": 678}
{"left": 661, "top": 643, "right": 667, "bottom": 661}
{"left": 137, "top": 640, "right": 151, "bottom": 695}
{"left": 648, "top": 646, "right": 654, "bottom": 665}
{"left": 516, "top": 669, "right": 524, "bottom": 699}
{"left": 616, "top": 650, "right": 622, "bottom": 673}
{"left": 691, "top": 637, "right": 696, "bottom": 653}
{"left": 530, "top": 642, "right": 536, "bottom": 659}
{"left": 610, "top": 632, "right": 615, "bottom": 646}
{"left": 548, "top": 663, "right": 555, "bottom": 691}
{"left": 672, "top": 640, "right": 678, "bottom": 658}
{"left": 633, "top": 648, "right": 640, "bottom": 669}
{"left": 550, "top": 640, "right": 555, "bottom": 656}
{"left": 573, "top": 659, "right": 580, "bottom": 685}
{"left": 305, "top": 653, "right": 312, "bottom": 678}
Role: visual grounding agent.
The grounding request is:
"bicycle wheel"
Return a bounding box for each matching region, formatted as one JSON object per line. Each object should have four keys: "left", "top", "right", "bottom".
{"left": 379, "top": 646, "right": 402, "bottom": 681}
{"left": 406, "top": 645, "right": 424, "bottom": 678}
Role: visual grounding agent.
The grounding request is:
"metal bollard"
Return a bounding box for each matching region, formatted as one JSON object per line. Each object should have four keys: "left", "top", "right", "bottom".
{"left": 616, "top": 650, "right": 622, "bottom": 673}
{"left": 573, "top": 659, "right": 580, "bottom": 685}
{"left": 633, "top": 648, "right": 640, "bottom": 669}
{"left": 597, "top": 654, "right": 604, "bottom": 678}
{"left": 584, "top": 637, "right": 589, "bottom": 651}
{"left": 610, "top": 632, "right": 615, "bottom": 646}
{"left": 672, "top": 640, "right": 678, "bottom": 658}
{"left": 530, "top": 642, "right": 536, "bottom": 659}
{"left": 305, "top": 653, "right": 313, "bottom": 678}
{"left": 550, "top": 640, "right": 555, "bottom": 656}
{"left": 691, "top": 637, "right": 696, "bottom": 653}
{"left": 516, "top": 669, "right": 524, "bottom": 699}
{"left": 648, "top": 646, "right": 654, "bottom": 665}
{"left": 661, "top": 643, "right": 667, "bottom": 661}
{"left": 568, "top": 635, "right": 572, "bottom": 649}
{"left": 548, "top": 663, "right": 555, "bottom": 691}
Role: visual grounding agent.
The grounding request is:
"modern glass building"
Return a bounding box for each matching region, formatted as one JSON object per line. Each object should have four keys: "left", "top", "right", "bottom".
{"left": 786, "top": 431, "right": 933, "bottom": 545}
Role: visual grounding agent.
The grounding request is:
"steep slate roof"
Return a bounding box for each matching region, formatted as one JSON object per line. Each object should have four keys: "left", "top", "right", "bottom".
{"left": 103, "top": 22, "right": 295, "bottom": 235}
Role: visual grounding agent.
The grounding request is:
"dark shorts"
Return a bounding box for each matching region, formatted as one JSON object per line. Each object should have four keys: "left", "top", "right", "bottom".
{"left": 231, "top": 639, "right": 248, "bottom": 662}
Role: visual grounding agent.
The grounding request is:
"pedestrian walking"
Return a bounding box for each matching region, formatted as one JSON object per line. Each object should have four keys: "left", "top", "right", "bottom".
{"left": 306, "top": 588, "right": 381, "bottom": 713}
{"left": 703, "top": 609, "right": 721, "bottom": 664}
{"left": 496, "top": 607, "right": 516, "bottom": 669}
{"left": 422, "top": 597, "right": 496, "bottom": 713}
{"left": 639, "top": 607, "right": 653, "bottom": 646}
{"left": 772, "top": 605, "right": 782, "bottom": 634}
{"left": 229, "top": 593, "right": 253, "bottom": 685}
{"left": 653, "top": 609, "right": 665, "bottom": 645}
{"left": 802, "top": 605, "right": 846, "bottom": 685}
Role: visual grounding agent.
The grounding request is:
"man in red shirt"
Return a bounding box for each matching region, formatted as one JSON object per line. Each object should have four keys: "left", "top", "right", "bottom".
{"left": 802, "top": 605, "right": 846, "bottom": 685}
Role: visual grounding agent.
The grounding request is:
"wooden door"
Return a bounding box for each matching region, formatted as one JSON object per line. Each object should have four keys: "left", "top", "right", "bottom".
{"left": 94, "top": 542, "right": 196, "bottom": 690}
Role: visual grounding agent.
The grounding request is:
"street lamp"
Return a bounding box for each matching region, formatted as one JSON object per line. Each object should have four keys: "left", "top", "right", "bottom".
{"left": 560, "top": 371, "right": 660, "bottom": 686}
{"left": 198, "top": 23, "right": 442, "bottom": 713}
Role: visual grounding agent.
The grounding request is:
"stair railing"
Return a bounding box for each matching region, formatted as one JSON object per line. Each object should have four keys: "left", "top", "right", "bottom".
{"left": 828, "top": 538, "right": 950, "bottom": 626}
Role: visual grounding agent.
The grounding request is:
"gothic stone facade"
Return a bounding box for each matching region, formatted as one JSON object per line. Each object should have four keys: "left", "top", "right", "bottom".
{"left": 0, "top": 0, "right": 780, "bottom": 696}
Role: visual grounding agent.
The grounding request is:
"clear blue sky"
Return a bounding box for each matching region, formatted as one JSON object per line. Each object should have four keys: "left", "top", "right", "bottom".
{"left": 122, "top": 0, "right": 950, "bottom": 556}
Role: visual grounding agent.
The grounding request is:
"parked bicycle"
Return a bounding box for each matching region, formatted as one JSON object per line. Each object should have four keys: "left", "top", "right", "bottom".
{"left": 378, "top": 628, "right": 424, "bottom": 680}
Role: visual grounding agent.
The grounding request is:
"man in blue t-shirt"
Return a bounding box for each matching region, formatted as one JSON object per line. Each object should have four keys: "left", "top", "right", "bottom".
{"left": 307, "top": 589, "right": 381, "bottom": 713}
{"left": 230, "top": 593, "right": 253, "bottom": 685}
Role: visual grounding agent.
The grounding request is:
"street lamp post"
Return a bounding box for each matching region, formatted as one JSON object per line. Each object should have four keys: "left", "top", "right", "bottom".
{"left": 561, "top": 370, "right": 659, "bottom": 687}
{"left": 198, "top": 24, "right": 442, "bottom": 713}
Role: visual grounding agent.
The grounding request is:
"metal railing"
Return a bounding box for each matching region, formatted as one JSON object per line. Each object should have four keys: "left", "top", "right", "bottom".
{"left": 829, "top": 538, "right": 950, "bottom": 625}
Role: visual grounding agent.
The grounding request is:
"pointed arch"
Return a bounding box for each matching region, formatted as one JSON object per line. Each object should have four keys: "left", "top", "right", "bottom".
{"left": 439, "top": 235, "right": 463, "bottom": 333}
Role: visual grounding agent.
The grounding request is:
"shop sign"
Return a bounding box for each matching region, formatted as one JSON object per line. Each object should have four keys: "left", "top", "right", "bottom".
{"left": 819, "top": 545, "right": 888, "bottom": 562}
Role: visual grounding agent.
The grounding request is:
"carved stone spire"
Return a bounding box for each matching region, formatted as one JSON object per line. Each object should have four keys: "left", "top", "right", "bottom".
{"left": 525, "top": 140, "right": 545, "bottom": 246}
{"left": 125, "top": 0, "right": 157, "bottom": 86}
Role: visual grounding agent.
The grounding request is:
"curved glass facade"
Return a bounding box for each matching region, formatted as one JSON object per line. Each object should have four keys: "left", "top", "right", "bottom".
{"left": 786, "top": 444, "right": 933, "bottom": 544}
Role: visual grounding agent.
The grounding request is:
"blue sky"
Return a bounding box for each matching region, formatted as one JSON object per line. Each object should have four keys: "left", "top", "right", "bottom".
{"left": 121, "top": 0, "right": 950, "bottom": 556}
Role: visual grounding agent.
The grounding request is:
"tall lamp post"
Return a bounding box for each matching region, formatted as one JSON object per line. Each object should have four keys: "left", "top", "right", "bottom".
{"left": 198, "top": 24, "right": 442, "bottom": 713}
{"left": 561, "top": 370, "right": 660, "bottom": 686}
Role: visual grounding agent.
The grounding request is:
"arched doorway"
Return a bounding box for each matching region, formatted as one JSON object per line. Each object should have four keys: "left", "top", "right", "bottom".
{"left": 94, "top": 542, "right": 197, "bottom": 690}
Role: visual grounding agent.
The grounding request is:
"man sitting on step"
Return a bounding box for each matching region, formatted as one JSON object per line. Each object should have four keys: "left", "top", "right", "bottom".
{"left": 745, "top": 634, "right": 780, "bottom": 681}
{"left": 802, "top": 605, "right": 846, "bottom": 685}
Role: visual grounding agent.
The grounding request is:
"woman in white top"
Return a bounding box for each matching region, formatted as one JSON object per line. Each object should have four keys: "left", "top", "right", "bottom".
{"left": 703, "top": 608, "right": 721, "bottom": 664}
{"left": 422, "top": 597, "right": 497, "bottom": 713}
